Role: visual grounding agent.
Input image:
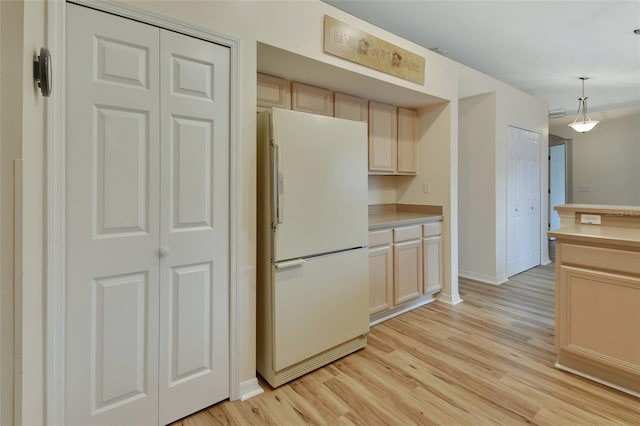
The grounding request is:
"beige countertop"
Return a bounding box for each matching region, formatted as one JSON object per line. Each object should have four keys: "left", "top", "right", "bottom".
{"left": 368, "top": 204, "right": 443, "bottom": 230}
{"left": 554, "top": 204, "right": 640, "bottom": 216}
{"left": 548, "top": 224, "right": 640, "bottom": 249}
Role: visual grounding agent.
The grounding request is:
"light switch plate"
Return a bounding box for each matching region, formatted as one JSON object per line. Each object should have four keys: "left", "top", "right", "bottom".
{"left": 580, "top": 214, "right": 601, "bottom": 224}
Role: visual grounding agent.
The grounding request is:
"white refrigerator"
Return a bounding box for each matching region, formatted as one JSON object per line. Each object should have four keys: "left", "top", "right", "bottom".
{"left": 256, "top": 108, "right": 370, "bottom": 388}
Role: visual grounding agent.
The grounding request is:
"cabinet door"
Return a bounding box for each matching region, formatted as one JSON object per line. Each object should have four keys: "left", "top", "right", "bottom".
{"left": 397, "top": 107, "right": 417, "bottom": 174}
{"left": 334, "top": 92, "right": 368, "bottom": 121}
{"left": 368, "top": 101, "right": 397, "bottom": 173}
{"left": 369, "top": 244, "right": 393, "bottom": 315}
{"left": 257, "top": 73, "right": 291, "bottom": 110}
{"left": 291, "top": 82, "right": 334, "bottom": 116}
{"left": 393, "top": 239, "right": 423, "bottom": 305}
{"left": 423, "top": 235, "right": 443, "bottom": 294}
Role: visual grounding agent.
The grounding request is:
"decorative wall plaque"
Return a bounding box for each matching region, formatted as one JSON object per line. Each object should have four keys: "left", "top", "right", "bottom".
{"left": 323, "top": 15, "right": 425, "bottom": 85}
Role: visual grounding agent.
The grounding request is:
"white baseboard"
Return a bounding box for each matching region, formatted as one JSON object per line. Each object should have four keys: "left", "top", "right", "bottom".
{"left": 238, "top": 377, "right": 263, "bottom": 401}
{"left": 438, "top": 293, "right": 463, "bottom": 305}
{"left": 459, "top": 270, "right": 508, "bottom": 286}
{"left": 370, "top": 295, "right": 436, "bottom": 326}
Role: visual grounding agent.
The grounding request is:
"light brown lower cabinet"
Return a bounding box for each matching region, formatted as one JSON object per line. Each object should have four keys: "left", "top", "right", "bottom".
{"left": 553, "top": 239, "right": 640, "bottom": 396}
{"left": 368, "top": 245, "right": 393, "bottom": 315}
{"left": 393, "top": 225, "right": 423, "bottom": 305}
{"left": 423, "top": 221, "right": 443, "bottom": 294}
{"left": 369, "top": 221, "right": 442, "bottom": 320}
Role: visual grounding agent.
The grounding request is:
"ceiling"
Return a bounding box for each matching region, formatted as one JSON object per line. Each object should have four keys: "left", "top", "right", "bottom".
{"left": 323, "top": 0, "right": 640, "bottom": 116}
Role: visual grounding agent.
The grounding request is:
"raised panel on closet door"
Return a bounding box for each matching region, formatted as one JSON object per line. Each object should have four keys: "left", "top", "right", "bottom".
{"left": 65, "top": 5, "right": 161, "bottom": 425}
{"left": 291, "top": 81, "right": 334, "bottom": 116}
{"left": 159, "top": 29, "right": 230, "bottom": 425}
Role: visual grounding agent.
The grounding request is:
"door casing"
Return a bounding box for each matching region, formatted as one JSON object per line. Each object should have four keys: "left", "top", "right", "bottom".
{"left": 45, "top": 1, "right": 241, "bottom": 424}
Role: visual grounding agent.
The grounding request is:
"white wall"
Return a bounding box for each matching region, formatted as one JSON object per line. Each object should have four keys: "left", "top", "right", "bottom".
{"left": 458, "top": 93, "right": 497, "bottom": 282}
{"left": 368, "top": 176, "right": 397, "bottom": 205}
{"left": 6, "top": 1, "right": 550, "bottom": 422}
{"left": 550, "top": 106, "right": 640, "bottom": 206}
{"left": 456, "top": 62, "right": 549, "bottom": 283}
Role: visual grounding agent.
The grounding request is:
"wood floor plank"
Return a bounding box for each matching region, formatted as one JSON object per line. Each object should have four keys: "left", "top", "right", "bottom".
{"left": 174, "top": 263, "right": 640, "bottom": 425}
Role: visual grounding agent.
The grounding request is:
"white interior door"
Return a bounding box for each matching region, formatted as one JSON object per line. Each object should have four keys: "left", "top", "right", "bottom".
{"left": 158, "top": 29, "right": 229, "bottom": 425}
{"left": 507, "top": 126, "right": 541, "bottom": 277}
{"left": 66, "top": 5, "right": 229, "bottom": 425}
{"left": 66, "top": 6, "right": 161, "bottom": 424}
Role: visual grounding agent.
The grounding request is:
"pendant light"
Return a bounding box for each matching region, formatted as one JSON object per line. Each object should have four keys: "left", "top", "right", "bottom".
{"left": 568, "top": 77, "right": 599, "bottom": 133}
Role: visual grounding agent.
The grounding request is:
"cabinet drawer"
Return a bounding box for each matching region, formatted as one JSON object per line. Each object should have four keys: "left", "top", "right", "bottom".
{"left": 369, "top": 229, "right": 392, "bottom": 247}
{"left": 561, "top": 243, "right": 640, "bottom": 276}
{"left": 423, "top": 221, "right": 442, "bottom": 237}
{"left": 393, "top": 225, "right": 421, "bottom": 243}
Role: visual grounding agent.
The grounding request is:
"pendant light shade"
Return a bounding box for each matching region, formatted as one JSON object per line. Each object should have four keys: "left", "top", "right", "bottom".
{"left": 568, "top": 77, "right": 599, "bottom": 133}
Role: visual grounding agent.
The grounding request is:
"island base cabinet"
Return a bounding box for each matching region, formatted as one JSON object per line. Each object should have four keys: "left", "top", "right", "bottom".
{"left": 556, "top": 264, "right": 640, "bottom": 395}
{"left": 550, "top": 235, "right": 640, "bottom": 397}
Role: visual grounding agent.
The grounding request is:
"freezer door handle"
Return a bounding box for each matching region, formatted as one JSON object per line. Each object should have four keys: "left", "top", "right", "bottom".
{"left": 271, "top": 143, "right": 284, "bottom": 226}
{"left": 274, "top": 258, "right": 305, "bottom": 269}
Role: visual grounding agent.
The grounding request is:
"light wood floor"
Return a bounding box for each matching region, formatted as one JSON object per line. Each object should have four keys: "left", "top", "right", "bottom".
{"left": 174, "top": 263, "right": 640, "bottom": 425}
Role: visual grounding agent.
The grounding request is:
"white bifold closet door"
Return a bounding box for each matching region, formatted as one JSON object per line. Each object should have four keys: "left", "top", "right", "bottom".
{"left": 506, "top": 126, "right": 541, "bottom": 277}
{"left": 65, "top": 4, "right": 229, "bottom": 425}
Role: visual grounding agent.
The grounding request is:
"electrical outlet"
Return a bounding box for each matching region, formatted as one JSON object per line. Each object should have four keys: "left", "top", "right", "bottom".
{"left": 580, "top": 214, "right": 601, "bottom": 224}
{"left": 423, "top": 182, "right": 431, "bottom": 193}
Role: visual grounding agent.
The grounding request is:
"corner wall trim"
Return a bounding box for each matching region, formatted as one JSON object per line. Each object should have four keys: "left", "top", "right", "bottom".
{"left": 239, "top": 378, "right": 264, "bottom": 401}
{"left": 459, "top": 270, "right": 508, "bottom": 286}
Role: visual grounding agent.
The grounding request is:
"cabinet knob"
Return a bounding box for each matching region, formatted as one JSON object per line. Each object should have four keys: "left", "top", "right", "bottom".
{"left": 159, "top": 246, "right": 170, "bottom": 257}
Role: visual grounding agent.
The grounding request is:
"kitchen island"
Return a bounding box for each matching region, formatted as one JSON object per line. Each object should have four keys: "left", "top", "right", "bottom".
{"left": 549, "top": 204, "right": 640, "bottom": 397}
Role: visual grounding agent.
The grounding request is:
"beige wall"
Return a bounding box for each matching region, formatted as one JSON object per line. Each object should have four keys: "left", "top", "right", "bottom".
{"left": 6, "top": 1, "right": 549, "bottom": 423}
{"left": 458, "top": 93, "right": 497, "bottom": 282}
{"left": 457, "top": 63, "right": 549, "bottom": 283}
{"left": 550, "top": 106, "right": 640, "bottom": 206}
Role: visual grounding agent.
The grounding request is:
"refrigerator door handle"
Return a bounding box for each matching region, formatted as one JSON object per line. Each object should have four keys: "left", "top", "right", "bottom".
{"left": 274, "top": 258, "right": 305, "bottom": 269}
{"left": 271, "top": 143, "right": 284, "bottom": 226}
{"left": 271, "top": 142, "right": 282, "bottom": 228}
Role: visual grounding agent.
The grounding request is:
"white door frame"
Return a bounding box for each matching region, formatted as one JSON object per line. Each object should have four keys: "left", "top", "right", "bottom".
{"left": 45, "top": 1, "right": 241, "bottom": 424}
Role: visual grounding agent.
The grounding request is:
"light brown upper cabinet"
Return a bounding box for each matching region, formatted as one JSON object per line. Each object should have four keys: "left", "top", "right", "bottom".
{"left": 291, "top": 82, "right": 334, "bottom": 116}
{"left": 257, "top": 73, "right": 291, "bottom": 111}
{"left": 334, "top": 92, "right": 368, "bottom": 122}
{"left": 368, "top": 102, "right": 418, "bottom": 175}
{"left": 397, "top": 107, "right": 418, "bottom": 174}
{"left": 368, "top": 101, "right": 397, "bottom": 173}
